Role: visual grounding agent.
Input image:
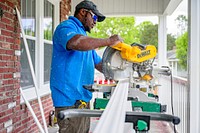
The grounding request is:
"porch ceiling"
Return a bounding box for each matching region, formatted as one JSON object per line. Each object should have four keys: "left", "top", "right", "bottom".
{"left": 71, "top": 0, "right": 183, "bottom": 17}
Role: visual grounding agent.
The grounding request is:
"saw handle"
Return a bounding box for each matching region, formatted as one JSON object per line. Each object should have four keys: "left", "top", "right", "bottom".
{"left": 111, "top": 42, "right": 130, "bottom": 51}
{"left": 131, "top": 42, "right": 146, "bottom": 49}
{"left": 83, "top": 85, "right": 95, "bottom": 92}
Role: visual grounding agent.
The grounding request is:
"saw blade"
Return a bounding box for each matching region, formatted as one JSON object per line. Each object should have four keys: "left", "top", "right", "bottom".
{"left": 102, "top": 47, "right": 133, "bottom": 80}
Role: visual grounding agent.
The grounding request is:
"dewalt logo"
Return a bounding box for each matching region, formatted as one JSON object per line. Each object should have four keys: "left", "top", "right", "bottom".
{"left": 137, "top": 50, "right": 150, "bottom": 58}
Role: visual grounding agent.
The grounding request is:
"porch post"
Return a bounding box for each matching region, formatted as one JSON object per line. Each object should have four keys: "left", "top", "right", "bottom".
{"left": 158, "top": 15, "right": 168, "bottom": 67}
{"left": 157, "top": 15, "right": 169, "bottom": 115}
{"left": 188, "top": 0, "right": 200, "bottom": 132}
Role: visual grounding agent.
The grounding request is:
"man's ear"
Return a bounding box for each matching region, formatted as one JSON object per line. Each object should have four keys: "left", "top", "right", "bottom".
{"left": 79, "top": 8, "right": 86, "bottom": 16}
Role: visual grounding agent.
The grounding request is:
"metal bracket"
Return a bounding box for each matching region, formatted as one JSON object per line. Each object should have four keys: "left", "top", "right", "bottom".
{"left": 0, "top": 7, "right": 3, "bottom": 18}
{"left": 125, "top": 114, "right": 150, "bottom": 131}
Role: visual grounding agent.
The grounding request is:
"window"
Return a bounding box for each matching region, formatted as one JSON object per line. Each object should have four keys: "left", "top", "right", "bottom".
{"left": 20, "top": 0, "right": 36, "bottom": 88}
{"left": 44, "top": 43, "right": 52, "bottom": 83}
{"left": 44, "top": 0, "right": 54, "bottom": 83}
{"left": 44, "top": 0, "right": 54, "bottom": 41}
{"left": 21, "top": 0, "right": 36, "bottom": 36}
{"left": 20, "top": 39, "right": 35, "bottom": 88}
{"left": 20, "top": 0, "right": 59, "bottom": 101}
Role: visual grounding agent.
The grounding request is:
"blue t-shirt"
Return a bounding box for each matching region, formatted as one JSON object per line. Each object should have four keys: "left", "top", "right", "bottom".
{"left": 50, "top": 16, "right": 101, "bottom": 107}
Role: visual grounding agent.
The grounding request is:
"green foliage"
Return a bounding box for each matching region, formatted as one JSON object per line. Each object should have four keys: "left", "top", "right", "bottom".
{"left": 44, "top": 22, "right": 53, "bottom": 40}
{"left": 88, "top": 17, "right": 176, "bottom": 51}
{"left": 136, "top": 21, "right": 158, "bottom": 48}
{"left": 25, "top": 28, "right": 35, "bottom": 36}
{"left": 88, "top": 17, "right": 140, "bottom": 45}
{"left": 175, "top": 15, "right": 188, "bottom": 69}
{"left": 175, "top": 32, "right": 188, "bottom": 69}
{"left": 44, "top": 29, "right": 53, "bottom": 40}
{"left": 167, "top": 34, "right": 176, "bottom": 50}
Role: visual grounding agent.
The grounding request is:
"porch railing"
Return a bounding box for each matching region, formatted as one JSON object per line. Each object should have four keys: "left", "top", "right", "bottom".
{"left": 158, "top": 75, "right": 188, "bottom": 133}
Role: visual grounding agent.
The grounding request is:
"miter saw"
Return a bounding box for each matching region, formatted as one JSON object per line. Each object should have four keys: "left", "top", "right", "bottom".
{"left": 89, "top": 42, "right": 167, "bottom": 112}
{"left": 58, "top": 42, "right": 180, "bottom": 133}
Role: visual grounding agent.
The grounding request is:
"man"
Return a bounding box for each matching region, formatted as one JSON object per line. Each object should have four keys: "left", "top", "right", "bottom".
{"left": 50, "top": 0, "right": 122, "bottom": 132}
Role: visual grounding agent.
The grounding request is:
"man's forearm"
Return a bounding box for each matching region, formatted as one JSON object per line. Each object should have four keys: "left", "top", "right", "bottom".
{"left": 67, "top": 35, "right": 110, "bottom": 51}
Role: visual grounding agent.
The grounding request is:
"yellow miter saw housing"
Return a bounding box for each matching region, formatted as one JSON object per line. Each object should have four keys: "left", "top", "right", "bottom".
{"left": 111, "top": 42, "right": 157, "bottom": 63}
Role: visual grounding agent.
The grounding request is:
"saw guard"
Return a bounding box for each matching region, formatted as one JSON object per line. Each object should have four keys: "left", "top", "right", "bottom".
{"left": 102, "top": 47, "right": 133, "bottom": 80}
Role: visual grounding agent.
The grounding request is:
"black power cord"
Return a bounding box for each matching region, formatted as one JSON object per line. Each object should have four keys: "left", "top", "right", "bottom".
{"left": 0, "top": 7, "right": 4, "bottom": 18}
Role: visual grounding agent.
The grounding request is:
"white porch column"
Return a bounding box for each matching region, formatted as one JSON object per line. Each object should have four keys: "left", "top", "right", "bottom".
{"left": 157, "top": 15, "right": 169, "bottom": 114}
{"left": 158, "top": 15, "right": 168, "bottom": 67}
{"left": 189, "top": 0, "right": 200, "bottom": 133}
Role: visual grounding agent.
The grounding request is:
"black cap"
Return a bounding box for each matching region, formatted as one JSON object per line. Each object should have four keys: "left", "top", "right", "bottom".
{"left": 76, "top": 0, "right": 106, "bottom": 22}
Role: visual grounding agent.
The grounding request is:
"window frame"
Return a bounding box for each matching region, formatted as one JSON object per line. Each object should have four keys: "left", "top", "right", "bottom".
{"left": 21, "top": 0, "right": 60, "bottom": 102}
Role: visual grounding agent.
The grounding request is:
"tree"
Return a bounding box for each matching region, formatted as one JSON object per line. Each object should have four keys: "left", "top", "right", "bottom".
{"left": 174, "top": 15, "right": 188, "bottom": 69}
{"left": 88, "top": 17, "right": 140, "bottom": 44}
{"left": 44, "top": 21, "right": 53, "bottom": 40}
{"left": 175, "top": 32, "right": 188, "bottom": 69}
{"left": 136, "top": 22, "right": 158, "bottom": 48}
{"left": 167, "top": 34, "right": 176, "bottom": 50}
{"left": 175, "top": 15, "right": 188, "bottom": 36}
{"left": 88, "top": 17, "right": 176, "bottom": 51}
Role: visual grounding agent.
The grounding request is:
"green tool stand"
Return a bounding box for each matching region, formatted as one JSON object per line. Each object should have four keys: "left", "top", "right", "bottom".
{"left": 94, "top": 98, "right": 166, "bottom": 112}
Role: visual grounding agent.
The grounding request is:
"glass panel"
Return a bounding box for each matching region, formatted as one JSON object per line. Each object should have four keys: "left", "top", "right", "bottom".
{"left": 44, "top": 43, "right": 52, "bottom": 83}
{"left": 21, "top": 0, "right": 36, "bottom": 36}
{"left": 20, "top": 39, "right": 35, "bottom": 89}
{"left": 44, "top": 0, "right": 54, "bottom": 40}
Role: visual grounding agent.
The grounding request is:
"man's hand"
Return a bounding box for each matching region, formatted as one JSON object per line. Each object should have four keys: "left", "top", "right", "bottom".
{"left": 108, "top": 34, "right": 123, "bottom": 46}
